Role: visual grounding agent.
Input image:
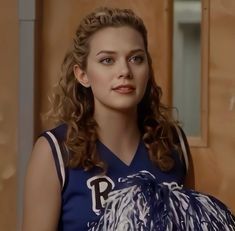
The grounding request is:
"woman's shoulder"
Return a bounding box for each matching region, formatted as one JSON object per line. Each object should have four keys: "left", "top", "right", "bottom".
{"left": 31, "top": 123, "right": 68, "bottom": 170}
{"left": 36, "top": 123, "right": 68, "bottom": 188}
{"left": 40, "top": 123, "right": 68, "bottom": 142}
{"left": 23, "top": 133, "right": 61, "bottom": 230}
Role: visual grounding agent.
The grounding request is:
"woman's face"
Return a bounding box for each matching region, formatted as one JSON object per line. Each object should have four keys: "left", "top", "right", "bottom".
{"left": 77, "top": 26, "right": 149, "bottom": 114}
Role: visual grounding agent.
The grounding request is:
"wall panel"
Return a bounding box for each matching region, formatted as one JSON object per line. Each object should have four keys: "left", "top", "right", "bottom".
{"left": 0, "top": 1, "right": 18, "bottom": 230}
{"left": 191, "top": 0, "right": 235, "bottom": 213}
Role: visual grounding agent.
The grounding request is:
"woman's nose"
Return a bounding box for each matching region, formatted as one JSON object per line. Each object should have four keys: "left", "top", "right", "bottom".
{"left": 118, "top": 60, "right": 133, "bottom": 79}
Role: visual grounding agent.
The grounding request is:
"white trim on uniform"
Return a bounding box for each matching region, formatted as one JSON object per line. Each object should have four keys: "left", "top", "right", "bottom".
{"left": 46, "top": 131, "right": 65, "bottom": 188}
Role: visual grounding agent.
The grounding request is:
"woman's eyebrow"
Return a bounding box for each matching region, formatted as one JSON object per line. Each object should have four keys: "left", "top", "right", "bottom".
{"left": 96, "top": 50, "right": 116, "bottom": 56}
{"left": 129, "top": 48, "right": 145, "bottom": 55}
{"left": 96, "top": 48, "right": 145, "bottom": 56}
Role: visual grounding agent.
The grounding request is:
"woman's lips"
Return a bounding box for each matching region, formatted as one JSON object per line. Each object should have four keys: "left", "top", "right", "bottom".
{"left": 112, "top": 85, "right": 135, "bottom": 94}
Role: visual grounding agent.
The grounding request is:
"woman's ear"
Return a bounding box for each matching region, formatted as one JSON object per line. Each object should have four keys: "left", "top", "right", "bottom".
{"left": 73, "top": 64, "right": 90, "bottom": 88}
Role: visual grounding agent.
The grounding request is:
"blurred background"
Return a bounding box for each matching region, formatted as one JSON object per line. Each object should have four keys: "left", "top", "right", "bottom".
{"left": 0, "top": 0, "right": 235, "bottom": 230}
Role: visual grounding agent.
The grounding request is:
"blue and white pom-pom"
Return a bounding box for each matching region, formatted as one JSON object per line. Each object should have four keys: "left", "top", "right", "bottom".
{"left": 89, "top": 171, "right": 235, "bottom": 231}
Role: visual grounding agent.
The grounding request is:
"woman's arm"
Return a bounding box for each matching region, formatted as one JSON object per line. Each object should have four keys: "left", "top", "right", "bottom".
{"left": 22, "top": 136, "right": 61, "bottom": 231}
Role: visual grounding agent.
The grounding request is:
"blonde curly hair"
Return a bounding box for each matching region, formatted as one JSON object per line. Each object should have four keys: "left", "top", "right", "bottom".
{"left": 48, "top": 7, "right": 182, "bottom": 172}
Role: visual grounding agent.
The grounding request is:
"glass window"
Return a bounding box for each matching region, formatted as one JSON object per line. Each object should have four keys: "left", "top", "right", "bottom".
{"left": 173, "top": 0, "right": 201, "bottom": 136}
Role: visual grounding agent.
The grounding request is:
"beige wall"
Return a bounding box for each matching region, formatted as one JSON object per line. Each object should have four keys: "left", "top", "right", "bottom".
{"left": 0, "top": 1, "right": 18, "bottom": 230}
{"left": 191, "top": 0, "right": 235, "bottom": 213}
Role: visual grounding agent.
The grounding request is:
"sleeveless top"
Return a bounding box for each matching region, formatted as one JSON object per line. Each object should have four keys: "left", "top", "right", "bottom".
{"left": 41, "top": 124, "right": 235, "bottom": 231}
{"left": 41, "top": 124, "right": 186, "bottom": 230}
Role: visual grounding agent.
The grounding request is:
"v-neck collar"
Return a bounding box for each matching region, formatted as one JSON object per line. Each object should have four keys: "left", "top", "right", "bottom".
{"left": 97, "top": 140, "right": 142, "bottom": 169}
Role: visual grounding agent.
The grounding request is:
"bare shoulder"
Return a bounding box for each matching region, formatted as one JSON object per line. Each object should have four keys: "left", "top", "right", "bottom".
{"left": 29, "top": 136, "right": 54, "bottom": 164}
{"left": 31, "top": 136, "right": 53, "bottom": 159}
{"left": 25, "top": 135, "right": 61, "bottom": 192}
{"left": 22, "top": 136, "right": 61, "bottom": 231}
{"left": 26, "top": 136, "right": 57, "bottom": 179}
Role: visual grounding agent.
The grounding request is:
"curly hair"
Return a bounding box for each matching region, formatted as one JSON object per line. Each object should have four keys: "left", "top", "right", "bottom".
{"left": 48, "top": 7, "right": 182, "bottom": 172}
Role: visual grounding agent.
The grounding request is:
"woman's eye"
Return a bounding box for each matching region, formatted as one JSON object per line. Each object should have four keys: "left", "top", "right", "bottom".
{"left": 129, "top": 55, "right": 144, "bottom": 64}
{"left": 100, "top": 58, "right": 114, "bottom": 65}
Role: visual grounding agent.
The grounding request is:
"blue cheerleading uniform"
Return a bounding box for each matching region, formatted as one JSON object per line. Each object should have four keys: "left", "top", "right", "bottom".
{"left": 41, "top": 124, "right": 235, "bottom": 231}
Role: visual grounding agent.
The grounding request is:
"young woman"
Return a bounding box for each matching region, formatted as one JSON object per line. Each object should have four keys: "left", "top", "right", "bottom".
{"left": 22, "top": 7, "right": 235, "bottom": 231}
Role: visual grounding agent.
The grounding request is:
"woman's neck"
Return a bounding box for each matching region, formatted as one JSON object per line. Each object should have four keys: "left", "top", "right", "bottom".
{"left": 94, "top": 108, "right": 140, "bottom": 164}
{"left": 95, "top": 108, "right": 140, "bottom": 141}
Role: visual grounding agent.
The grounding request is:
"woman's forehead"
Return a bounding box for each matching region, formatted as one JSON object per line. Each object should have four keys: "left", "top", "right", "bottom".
{"left": 88, "top": 26, "right": 145, "bottom": 54}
